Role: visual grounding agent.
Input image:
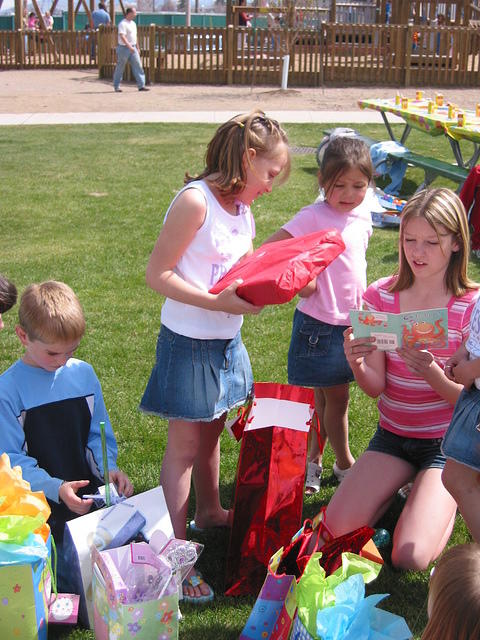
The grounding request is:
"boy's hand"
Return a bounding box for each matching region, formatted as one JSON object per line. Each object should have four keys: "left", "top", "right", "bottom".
{"left": 109, "top": 470, "right": 134, "bottom": 497}
{"left": 59, "top": 480, "right": 93, "bottom": 515}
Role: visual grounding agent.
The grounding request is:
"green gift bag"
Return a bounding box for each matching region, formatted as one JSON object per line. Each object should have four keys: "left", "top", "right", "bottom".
{"left": 0, "top": 533, "right": 52, "bottom": 640}
{"left": 0, "top": 454, "right": 52, "bottom": 640}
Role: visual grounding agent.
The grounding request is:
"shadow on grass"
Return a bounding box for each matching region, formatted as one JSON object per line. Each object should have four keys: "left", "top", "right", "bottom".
{"left": 302, "top": 165, "right": 320, "bottom": 177}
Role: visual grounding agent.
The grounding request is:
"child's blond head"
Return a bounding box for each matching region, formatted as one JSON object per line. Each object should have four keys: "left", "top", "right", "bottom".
{"left": 392, "top": 188, "right": 477, "bottom": 296}
{"left": 187, "top": 110, "right": 290, "bottom": 195}
{"left": 18, "top": 281, "right": 85, "bottom": 343}
{"left": 422, "top": 543, "right": 480, "bottom": 640}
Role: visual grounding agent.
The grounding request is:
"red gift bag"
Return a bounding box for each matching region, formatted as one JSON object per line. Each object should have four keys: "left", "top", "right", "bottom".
{"left": 225, "top": 382, "right": 314, "bottom": 597}
{"left": 209, "top": 230, "right": 345, "bottom": 306}
{"left": 274, "top": 509, "right": 377, "bottom": 580}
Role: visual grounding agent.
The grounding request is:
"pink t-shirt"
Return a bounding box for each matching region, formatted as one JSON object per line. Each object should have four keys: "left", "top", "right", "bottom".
{"left": 365, "top": 276, "right": 479, "bottom": 439}
{"left": 283, "top": 199, "right": 372, "bottom": 325}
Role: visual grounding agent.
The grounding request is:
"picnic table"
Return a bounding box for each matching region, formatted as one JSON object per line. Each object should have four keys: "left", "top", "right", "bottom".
{"left": 358, "top": 96, "right": 480, "bottom": 170}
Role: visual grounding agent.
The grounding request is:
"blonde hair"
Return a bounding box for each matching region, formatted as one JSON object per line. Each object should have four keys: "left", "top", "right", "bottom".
{"left": 186, "top": 110, "right": 290, "bottom": 195}
{"left": 19, "top": 280, "right": 85, "bottom": 343}
{"left": 421, "top": 544, "right": 480, "bottom": 640}
{"left": 391, "top": 187, "right": 477, "bottom": 297}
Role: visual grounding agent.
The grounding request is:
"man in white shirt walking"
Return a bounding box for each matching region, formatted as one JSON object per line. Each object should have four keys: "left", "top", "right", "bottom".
{"left": 113, "top": 7, "right": 149, "bottom": 92}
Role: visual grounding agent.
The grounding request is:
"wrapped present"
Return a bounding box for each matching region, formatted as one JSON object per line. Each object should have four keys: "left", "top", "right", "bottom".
{"left": 209, "top": 230, "right": 345, "bottom": 305}
{"left": 225, "top": 383, "right": 314, "bottom": 596}
{"left": 0, "top": 453, "right": 52, "bottom": 640}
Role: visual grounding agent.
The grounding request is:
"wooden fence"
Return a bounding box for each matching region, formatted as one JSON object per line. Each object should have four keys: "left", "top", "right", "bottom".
{"left": 0, "top": 29, "right": 97, "bottom": 68}
{"left": 2, "top": 23, "right": 480, "bottom": 87}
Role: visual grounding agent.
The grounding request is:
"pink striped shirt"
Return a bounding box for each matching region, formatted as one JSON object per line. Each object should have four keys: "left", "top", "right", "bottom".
{"left": 364, "top": 276, "right": 479, "bottom": 439}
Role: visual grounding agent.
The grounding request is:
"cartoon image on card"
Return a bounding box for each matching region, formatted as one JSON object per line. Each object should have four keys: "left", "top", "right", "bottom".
{"left": 350, "top": 307, "right": 448, "bottom": 351}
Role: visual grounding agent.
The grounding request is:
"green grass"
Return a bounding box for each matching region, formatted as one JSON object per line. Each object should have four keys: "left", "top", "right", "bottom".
{"left": 1, "top": 122, "right": 479, "bottom": 639}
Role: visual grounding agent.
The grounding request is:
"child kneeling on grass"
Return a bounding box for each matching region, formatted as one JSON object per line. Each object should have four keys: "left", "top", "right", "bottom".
{"left": 0, "top": 280, "right": 133, "bottom": 593}
{"left": 324, "top": 188, "right": 479, "bottom": 571}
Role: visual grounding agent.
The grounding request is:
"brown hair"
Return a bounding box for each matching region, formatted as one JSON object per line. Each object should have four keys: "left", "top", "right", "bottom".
{"left": 18, "top": 280, "right": 86, "bottom": 343}
{"left": 421, "top": 544, "right": 480, "bottom": 640}
{"left": 319, "top": 136, "right": 373, "bottom": 200}
{"left": 391, "top": 188, "right": 477, "bottom": 297}
{"left": 186, "top": 110, "right": 290, "bottom": 196}
{"left": 0, "top": 274, "right": 17, "bottom": 314}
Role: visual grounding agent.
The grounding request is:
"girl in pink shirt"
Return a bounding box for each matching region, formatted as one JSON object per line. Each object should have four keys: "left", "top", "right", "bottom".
{"left": 326, "top": 188, "right": 479, "bottom": 570}
{"left": 265, "top": 137, "right": 374, "bottom": 492}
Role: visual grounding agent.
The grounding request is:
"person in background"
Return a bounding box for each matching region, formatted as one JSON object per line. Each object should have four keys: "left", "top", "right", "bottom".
{"left": 238, "top": 0, "right": 252, "bottom": 27}
{"left": 27, "top": 12, "right": 38, "bottom": 29}
{"left": 43, "top": 10, "right": 54, "bottom": 30}
{"left": 112, "top": 7, "right": 149, "bottom": 93}
{"left": 92, "top": 1, "right": 111, "bottom": 29}
{"left": 90, "top": 1, "right": 110, "bottom": 60}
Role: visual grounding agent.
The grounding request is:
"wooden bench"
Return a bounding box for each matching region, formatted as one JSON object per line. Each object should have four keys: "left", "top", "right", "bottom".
{"left": 385, "top": 148, "right": 468, "bottom": 191}
{"left": 317, "top": 128, "right": 380, "bottom": 166}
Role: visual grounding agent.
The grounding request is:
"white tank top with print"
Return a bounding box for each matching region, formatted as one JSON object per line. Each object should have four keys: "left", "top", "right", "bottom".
{"left": 161, "top": 180, "right": 254, "bottom": 339}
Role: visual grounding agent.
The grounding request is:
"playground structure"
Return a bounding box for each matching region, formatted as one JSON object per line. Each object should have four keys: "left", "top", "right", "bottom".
{"left": 9, "top": 1, "right": 480, "bottom": 32}
{"left": 2, "top": 1, "right": 480, "bottom": 87}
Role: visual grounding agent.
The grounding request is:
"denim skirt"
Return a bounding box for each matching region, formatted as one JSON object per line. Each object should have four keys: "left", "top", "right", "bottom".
{"left": 442, "top": 387, "right": 480, "bottom": 471}
{"left": 139, "top": 324, "right": 253, "bottom": 422}
{"left": 287, "top": 309, "right": 354, "bottom": 387}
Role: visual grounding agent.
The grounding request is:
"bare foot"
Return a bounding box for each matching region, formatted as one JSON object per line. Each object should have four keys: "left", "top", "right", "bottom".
{"left": 192, "top": 507, "right": 232, "bottom": 530}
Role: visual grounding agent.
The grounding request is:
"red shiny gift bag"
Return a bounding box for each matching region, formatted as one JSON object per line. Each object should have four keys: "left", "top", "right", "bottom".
{"left": 273, "top": 508, "right": 378, "bottom": 581}
{"left": 209, "top": 229, "right": 345, "bottom": 306}
{"left": 225, "top": 382, "right": 314, "bottom": 597}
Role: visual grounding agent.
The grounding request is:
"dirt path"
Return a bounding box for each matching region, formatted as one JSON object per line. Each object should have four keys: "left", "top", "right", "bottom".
{"left": 0, "top": 68, "right": 479, "bottom": 113}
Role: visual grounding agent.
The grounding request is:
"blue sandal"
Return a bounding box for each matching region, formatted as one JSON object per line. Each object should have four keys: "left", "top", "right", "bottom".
{"left": 182, "top": 572, "right": 214, "bottom": 605}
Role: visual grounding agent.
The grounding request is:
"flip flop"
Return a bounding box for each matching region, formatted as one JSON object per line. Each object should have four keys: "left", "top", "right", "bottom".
{"left": 182, "top": 572, "right": 214, "bottom": 605}
{"left": 188, "top": 519, "right": 231, "bottom": 535}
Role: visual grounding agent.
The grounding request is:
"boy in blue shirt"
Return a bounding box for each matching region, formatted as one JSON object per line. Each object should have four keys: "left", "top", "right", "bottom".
{"left": 0, "top": 280, "right": 133, "bottom": 590}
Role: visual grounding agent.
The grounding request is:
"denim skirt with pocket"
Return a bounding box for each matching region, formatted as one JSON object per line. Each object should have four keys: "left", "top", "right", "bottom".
{"left": 287, "top": 309, "right": 354, "bottom": 387}
{"left": 139, "top": 324, "right": 253, "bottom": 422}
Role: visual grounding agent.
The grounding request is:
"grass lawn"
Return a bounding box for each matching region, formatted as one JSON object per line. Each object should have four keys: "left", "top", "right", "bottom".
{"left": 1, "top": 122, "right": 478, "bottom": 640}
